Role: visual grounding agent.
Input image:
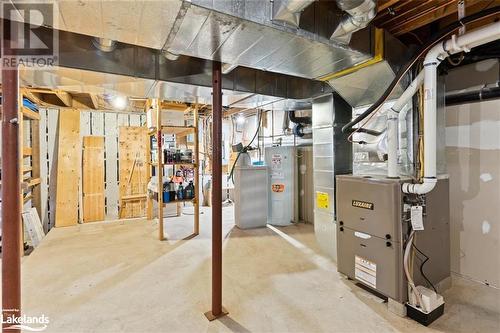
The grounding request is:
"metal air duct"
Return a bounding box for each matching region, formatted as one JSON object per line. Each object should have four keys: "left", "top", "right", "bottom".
{"left": 331, "top": 0, "right": 377, "bottom": 45}
{"left": 165, "top": 0, "right": 371, "bottom": 80}
{"left": 92, "top": 38, "right": 116, "bottom": 52}
{"left": 321, "top": 28, "right": 410, "bottom": 108}
{"left": 272, "top": 0, "right": 316, "bottom": 27}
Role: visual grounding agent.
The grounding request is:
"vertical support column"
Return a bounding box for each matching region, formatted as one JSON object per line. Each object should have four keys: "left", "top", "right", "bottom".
{"left": 154, "top": 98, "right": 164, "bottom": 240}
{"left": 18, "top": 90, "right": 24, "bottom": 253}
{"left": 205, "top": 61, "right": 227, "bottom": 321}
{"left": 194, "top": 102, "right": 200, "bottom": 235}
{"left": 2, "top": 65, "right": 21, "bottom": 332}
{"left": 145, "top": 100, "right": 153, "bottom": 220}
{"left": 31, "top": 103, "right": 42, "bottom": 215}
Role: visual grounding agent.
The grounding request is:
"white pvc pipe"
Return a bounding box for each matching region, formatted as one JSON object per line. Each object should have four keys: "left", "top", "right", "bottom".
{"left": 386, "top": 114, "right": 399, "bottom": 178}
{"left": 403, "top": 21, "right": 500, "bottom": 194}
{"left": 392, "top": 71, "right": 425, "bottom": 113}
{"left": 387, "top": 71, "right": 424, "bottom": 178}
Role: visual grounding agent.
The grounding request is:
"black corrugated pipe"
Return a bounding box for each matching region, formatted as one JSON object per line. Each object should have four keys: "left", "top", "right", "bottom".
{"left": 288, "top": 110, "right": 312, "bottom": 125}
{"left": 446, "top": 85, "right": 500, "bottom": 106}
{"left": 341, "top": 5, "right": 500, "bottom": 134}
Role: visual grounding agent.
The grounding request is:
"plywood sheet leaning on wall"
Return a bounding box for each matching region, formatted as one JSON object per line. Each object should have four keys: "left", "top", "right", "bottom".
{"left": 55, "top": 108, "right": 81, "bottom": 227}
{"left": 118, "top": 126, "right": 148, "bottom": 218}
{"left": 82, "top": 136, "right": 105, "bottom": 222}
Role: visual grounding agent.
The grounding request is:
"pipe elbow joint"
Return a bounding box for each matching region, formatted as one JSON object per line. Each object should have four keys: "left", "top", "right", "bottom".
{"left": 424, "top": 43, "right": 445, "bottom": 66}
{"left": 402, "top": 178, "right": 437, "bottom": 194}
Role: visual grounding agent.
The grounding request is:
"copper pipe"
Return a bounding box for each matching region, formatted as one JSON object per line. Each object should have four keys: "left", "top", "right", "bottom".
{"left": 2, "top": 65, "right": 21, "bottom": 332}
{"left": 211, "top": 61, "right": 223, "bottom": 316}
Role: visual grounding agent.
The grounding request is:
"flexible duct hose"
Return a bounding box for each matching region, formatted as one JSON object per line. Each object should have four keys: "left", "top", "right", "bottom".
{"left": 341, "top": 5, "right": 500, "bottom": 134}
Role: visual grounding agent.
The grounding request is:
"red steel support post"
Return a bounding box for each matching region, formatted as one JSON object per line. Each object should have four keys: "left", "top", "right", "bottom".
{"left": 2, "top": 64, "right": 21, "bottom": 332}
{"left": 205, "top": 61, "right": 227, "bottom": 321}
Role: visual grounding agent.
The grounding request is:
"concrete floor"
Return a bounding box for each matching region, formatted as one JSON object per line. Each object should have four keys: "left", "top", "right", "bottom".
{"left": 10, "top": 206, "right": 500, "bottom": 332}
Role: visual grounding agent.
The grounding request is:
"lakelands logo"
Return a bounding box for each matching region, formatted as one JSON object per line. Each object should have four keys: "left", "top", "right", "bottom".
{"left": 2, "top": 313, "right": 49, "bottom": 331}
{"left": 352, "top": 200, "right": 374, "bottom": 210}
{"left": 1, "top": 1, "right": 58, "bottom": 69}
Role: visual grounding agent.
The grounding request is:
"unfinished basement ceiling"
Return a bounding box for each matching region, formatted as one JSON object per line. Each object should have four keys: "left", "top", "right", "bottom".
{"left": 40, "top": 0, "right": 372, "bottom": 80}
{"left": 18, "top": 66, "right": 303, "bottom": 111}
{"left": 52, "top": 0, "right": 183, "bottom": 50}
{"left": 6, "top": 0, "right": 409, "bottom": 107}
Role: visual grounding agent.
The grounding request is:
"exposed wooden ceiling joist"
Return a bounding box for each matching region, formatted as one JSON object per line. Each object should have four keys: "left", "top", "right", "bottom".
{"left": 71, "top": 93, "right": 101, "bottom": 110}
{"left": 378, "top": 0, "right": 402, "bottom": 13}
{"left": 374, "top": 0, "right": 497, "bottom": 37}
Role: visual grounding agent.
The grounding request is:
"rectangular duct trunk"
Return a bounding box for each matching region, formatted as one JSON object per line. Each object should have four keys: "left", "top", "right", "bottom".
{"left": 324, "top": 28, "right": 410, "bottom": 108}
{"left": 312, "top": 94, "right": 352, "bottom": 260}
{"left": 297, "top": 146, "right": 314, "bottom": 224}
{"left": 167, "top": 0, "right": 371, "bottom": 80}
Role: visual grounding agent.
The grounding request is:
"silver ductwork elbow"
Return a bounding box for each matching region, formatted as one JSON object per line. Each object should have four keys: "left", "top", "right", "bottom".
{"left": 282, "top": 111, "right": 292, "bottom": 135}
{"left": 331, "top": 0, "right": 377, "bottom": 44}
{"left": 92, "top": 37, "right": 116, "bottom": 52}
{"left": 273, "top": 0, "right": 316, "bottom": 27}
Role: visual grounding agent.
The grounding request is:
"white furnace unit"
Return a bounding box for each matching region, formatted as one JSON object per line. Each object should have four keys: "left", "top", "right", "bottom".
{"left": 265, "top": 146, "right": 298, "bottom": 226}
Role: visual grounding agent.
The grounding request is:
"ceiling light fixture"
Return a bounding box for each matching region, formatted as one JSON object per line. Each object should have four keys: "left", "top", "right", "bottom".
{"left": 236, "top": 114, "right": 246, "bottom": 125}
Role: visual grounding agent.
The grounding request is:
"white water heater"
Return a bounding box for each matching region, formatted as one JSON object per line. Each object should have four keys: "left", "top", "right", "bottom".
{"left": 265, "top": 146, "right": 298, "bottom": 226}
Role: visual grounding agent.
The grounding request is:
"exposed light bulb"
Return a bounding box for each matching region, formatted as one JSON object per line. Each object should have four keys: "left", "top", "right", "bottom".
{"left": 236, "top": 114, "right": 245, "bottom": 125}
{"left": 112, "top": 96, "right": 128, "bottom": 110}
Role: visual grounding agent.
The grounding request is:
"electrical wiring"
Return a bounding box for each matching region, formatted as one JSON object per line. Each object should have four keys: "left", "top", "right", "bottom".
{"left": 342, "top": 5, "right": 500, "bottom": 134}
{"left": 412, "top": 243, "right": 438, "bottom": 293}
{"left": 227, "top": 109, "right": 263, "bottom": 183}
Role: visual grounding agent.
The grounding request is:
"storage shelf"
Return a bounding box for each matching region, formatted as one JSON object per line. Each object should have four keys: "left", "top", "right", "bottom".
{"left": 23, "top": 147, "right": 32, "bottom": 156}
{"left": 148, "top": 126, "right": 195, "bottom": 137}
{"left": 145, "top": 100, "right": 200, "bottom": 240}
{"left": 162, "top": 125, "right": 195, "bottom": 136}
{"left": 122, "top": 194, "right": 147, "bottom": 201}
{"left": 151, "top": 196, "right": 195, "bottom": 205}
{"left": 162, "top": 198, "right": 195, "bottom": 205}
{"left": 163, "top": 162, "right": 197, "bottom": 167}
{"left": 23, "top": 177, "right": 40, "bottom": 188}
{"left": 148, "top": 161, "right": 195, "bottom": 166}
{"left": 22, "top": 106, "right": 40, "bottom": 120}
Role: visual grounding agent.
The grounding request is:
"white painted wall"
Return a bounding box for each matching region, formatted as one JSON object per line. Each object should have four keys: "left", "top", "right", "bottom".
{"left": 446, "top": 99, "right": 500, "bottom": 287}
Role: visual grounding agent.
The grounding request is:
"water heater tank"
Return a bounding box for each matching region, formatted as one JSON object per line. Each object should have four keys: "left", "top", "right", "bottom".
{"left": 265, "top": 146, "right": 298, "bottom": 226}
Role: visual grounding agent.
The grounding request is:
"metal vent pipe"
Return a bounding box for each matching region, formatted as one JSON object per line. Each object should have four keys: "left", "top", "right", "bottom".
{"left": 331, "top": 0, "right": 377, "bottom": 44}
{"left": 273, "top": 0, "right": 316, "bottom": 27}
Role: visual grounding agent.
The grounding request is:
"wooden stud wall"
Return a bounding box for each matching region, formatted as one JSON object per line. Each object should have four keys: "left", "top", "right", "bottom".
{"left": 118, "top": 126, "right": 148, "bottom": 219}
{"left": 82, "top": 136, "right": 105, "bottom": 222}
{"left": 54, "top": 109, "right": 81, "bottom": 227}
{"left": 36, "top": 108, "right": 146, "bottom": 229}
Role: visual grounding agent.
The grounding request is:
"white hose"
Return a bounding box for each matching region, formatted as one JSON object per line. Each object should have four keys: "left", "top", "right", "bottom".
{"left": 404, "top": 230, "right": 423, "bottom": 309}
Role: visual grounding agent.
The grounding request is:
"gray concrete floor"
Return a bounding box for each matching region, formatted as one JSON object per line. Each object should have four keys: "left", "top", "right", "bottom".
{"left": 10, "top": 206, "right": 500, "bottom": 332}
